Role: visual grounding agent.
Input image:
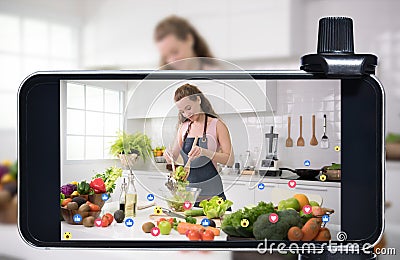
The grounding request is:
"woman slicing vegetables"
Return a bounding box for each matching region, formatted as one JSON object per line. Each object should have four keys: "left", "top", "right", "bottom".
{"left": 165, "top": 83, "right": 234, "bottom": 205}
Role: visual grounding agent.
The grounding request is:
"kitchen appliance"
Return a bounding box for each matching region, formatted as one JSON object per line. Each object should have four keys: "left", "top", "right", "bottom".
{"left": 259, "top": 126, "right": 282, "bottom": 177}
{"left": 280, "top": 167, "right": 321, "bottom": 180}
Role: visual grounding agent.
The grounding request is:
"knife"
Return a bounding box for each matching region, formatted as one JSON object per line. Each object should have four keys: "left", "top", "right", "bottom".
{"left": 160, "top": 207, "right": 186, "bottom": 219}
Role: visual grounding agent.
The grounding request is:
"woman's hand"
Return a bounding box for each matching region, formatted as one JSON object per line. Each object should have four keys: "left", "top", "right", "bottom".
{"left": 164, "top": 149, "right": 173, "bottom": 164}
{"left": 188, "top": 146, "right": 203, "bottom": 160}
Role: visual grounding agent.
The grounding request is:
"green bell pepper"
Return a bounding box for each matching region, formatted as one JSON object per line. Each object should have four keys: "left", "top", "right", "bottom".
{"left": 77, "top": 181, "right": 90, "bottom": 195}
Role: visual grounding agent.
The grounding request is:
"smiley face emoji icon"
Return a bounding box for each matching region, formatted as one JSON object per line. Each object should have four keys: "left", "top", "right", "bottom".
{"left": 240, "top": 219, "right": 249, "bottom": 228}
{"left": 334, "top": 145, "right": 341, "bottom": 152}
{"left": 63, "top": 232, "right": 72, "bottom": 240}
{"left": 154, "top": 206, "right": 163, "bottom": 215}
{"left": 319, "top": 174, "right": 327, "bottom": 182}
{"left": 216, "top": 198, "right": 224, "bottom": 205}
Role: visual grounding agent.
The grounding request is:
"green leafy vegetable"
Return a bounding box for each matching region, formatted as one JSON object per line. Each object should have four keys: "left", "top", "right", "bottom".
{"left": 199, "top": 196, "right": 233, "bottom": 219}
{"left": 185, "top": 216, "right": 197, "bottom": 224}
{"left": 386, "top": 133, "right": 400, "bottom": 143}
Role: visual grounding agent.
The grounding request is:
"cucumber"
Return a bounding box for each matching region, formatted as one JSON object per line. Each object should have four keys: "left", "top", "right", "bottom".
{"left": 184, "top": 209, "right": 205, "bottom": 217}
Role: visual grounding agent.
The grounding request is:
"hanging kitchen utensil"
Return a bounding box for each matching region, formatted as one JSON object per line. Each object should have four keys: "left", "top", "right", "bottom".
{"left": 297, "top": 115, "right": 305, "bottom": 146}
{"left": 286, "top": 116, "right": 293, "bottom": 147}
{"left": 310, "top": 114, "right": 318, "bottom": 146}
{"left": 183, "top": 136, "right": 199, "bottom": 181}
{"left": 320, "top": 114, "right": 329, "bottom": 149}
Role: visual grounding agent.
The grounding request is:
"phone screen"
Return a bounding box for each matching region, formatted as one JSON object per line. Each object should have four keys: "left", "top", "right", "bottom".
{"left": 59, "top": 78, "right": 342, "bottom": 243}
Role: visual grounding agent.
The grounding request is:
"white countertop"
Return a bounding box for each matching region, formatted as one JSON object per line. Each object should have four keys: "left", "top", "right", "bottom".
{"left": 61, "top": 206, "right": 227, "bottom": 241}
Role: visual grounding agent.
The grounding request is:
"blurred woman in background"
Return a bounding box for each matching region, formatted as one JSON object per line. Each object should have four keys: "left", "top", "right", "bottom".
{"left": 154, "top": 15, "right": 215, "bottom": 70}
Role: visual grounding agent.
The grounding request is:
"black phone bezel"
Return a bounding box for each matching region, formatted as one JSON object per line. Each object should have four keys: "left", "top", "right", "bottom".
{"left": 18, "top": 71, "right": 384, "bottom": 250}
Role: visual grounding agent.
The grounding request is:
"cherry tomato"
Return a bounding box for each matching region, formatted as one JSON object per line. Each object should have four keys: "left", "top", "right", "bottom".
{"left": 105, "top": 213, "right": 114, "bottom": 223}
{"left": 101, "top": 215, "right": 109, "bottom": 227}
{"left": 201, "top": 229, "right": 215, "bottom": 241}
{"left": 187, "top": 230, "right": 202, "bottom": 241}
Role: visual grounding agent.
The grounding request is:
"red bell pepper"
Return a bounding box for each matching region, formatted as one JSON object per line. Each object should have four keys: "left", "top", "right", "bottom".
{"left": 90, "top": 178, "right": 106, "bottom": 194}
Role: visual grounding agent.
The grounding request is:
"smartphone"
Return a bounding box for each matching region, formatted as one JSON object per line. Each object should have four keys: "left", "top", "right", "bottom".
{"left": 17, "top": 69, "right": 384, "bottom": 252}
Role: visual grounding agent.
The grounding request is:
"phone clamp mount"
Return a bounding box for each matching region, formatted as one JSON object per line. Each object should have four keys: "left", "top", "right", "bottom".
{"left": 300, "top": 17, "right": 377, "bottom": 78}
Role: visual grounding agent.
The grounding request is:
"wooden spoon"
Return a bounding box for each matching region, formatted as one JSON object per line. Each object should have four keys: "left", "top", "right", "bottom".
{"left": 310, "top": 114, "right": 318, "bottom": 146}
{"left": 285, "top": 116, "right": 293, "bottom": 147}
{"left": 297, "top": 116, "right": 305, "bottom": 146}
{"left": 184, "top": 136, "right": 199, "bottom": 181}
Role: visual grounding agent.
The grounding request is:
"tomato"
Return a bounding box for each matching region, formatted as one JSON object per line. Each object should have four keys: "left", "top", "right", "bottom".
{"left": 101, "top": 215, "right": 109, "bottom": 227}
{"left": 187, "top": 230, "right": 202, "bottom": 241}
{"left": 201, "top": 229, "right": 215, "bottom": 241}
{"left": 105, "top": 213, "right": 114, "bottom": 223}
{"left": 157, "top": 218, "right": 167, "bottom": 226}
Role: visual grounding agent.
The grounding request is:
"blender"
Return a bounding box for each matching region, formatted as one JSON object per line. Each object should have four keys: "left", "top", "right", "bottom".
{"left": 258, "top": 126, "right": 282, "bottom": 177}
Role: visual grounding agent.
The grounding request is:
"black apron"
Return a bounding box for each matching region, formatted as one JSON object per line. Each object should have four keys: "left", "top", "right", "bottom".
{"left": 180, "top": 115, "right": 228, "bottom": 206}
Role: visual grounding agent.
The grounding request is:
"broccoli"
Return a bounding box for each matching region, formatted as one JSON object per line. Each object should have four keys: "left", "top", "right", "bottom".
{"left": 221, "top": 201, "right": 275, "bottom": 238}
{"left": 253, "top": 209, "right": 303, "bottom": 240}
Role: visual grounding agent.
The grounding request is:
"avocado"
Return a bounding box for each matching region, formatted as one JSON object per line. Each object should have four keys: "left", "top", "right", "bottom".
{"left": 67, "top": 202, "right": 79, "bottom": 210}
{"left": 114, "top": 210, "right": 125, "bottom": 223}
{"left": 72, "top": 197, "right": 87, "bottom": 207}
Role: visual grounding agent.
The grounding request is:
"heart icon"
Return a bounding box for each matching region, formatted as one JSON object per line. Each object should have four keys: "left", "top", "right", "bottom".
{"left": 151, "top": 227, "right": 160, "bottom": 236}
{"left": 268, "top": 213, "right": 279, "bottom": 223}
{"left": 303, "top": 205, "right": 312, "bottom": 214}
{"left": 183, "top": 201, "right": 192, "bottom": 210}
{"left": 95, "top": 218, "right": 102, "bottom": 227}
{"left": 288, "top": 180, "right": 296, "bottom": 188}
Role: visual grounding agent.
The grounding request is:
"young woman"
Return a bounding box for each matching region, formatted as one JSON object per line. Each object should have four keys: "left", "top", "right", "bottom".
{"left": 165, "top": 83, "right": 234, "bottom": 203}
{"left": 154, "top": 15, "right": 215, "bottom": 70}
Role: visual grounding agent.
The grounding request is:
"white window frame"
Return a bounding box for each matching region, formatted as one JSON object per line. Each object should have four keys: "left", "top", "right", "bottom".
{"left": 61, "top": 81, "right": 125, "bottom": 163}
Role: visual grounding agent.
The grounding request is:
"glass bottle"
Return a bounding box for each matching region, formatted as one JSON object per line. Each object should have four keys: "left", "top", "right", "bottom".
{"left": 119, "top": 178, "right": 127, "bottom": 212}
{"left": 124, "top": 173, "right": 137, "bottom": 218}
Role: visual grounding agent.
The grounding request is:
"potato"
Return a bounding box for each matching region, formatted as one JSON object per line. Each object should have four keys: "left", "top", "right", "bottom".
{"left": 83, "top": 216, "right": 95, "bottom": 227}
{"left": 67, "top": 202, "right": 79, "bottom": 210}
{"left": 78, "top": 203, "right": 90, "bottom": 213}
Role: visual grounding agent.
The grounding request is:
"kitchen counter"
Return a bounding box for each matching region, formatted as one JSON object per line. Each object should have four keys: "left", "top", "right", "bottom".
{"left": 133, "top": 170, "right": 341, "bottom": 188}
{"left": 61, "top": 206, "right": 227, "bottom": 241}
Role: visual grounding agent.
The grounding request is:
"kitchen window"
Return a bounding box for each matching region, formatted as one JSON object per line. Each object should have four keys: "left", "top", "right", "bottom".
{"left": 64, "top": 82, "right": 124, "bottom": 161}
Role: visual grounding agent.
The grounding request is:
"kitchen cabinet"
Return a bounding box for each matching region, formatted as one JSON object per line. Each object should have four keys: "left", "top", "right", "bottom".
{"left": 126, "top": 79, "right": 276, "bottom": 119}
{"left": 222, "top": 180, "right": 254, "bottom": 211}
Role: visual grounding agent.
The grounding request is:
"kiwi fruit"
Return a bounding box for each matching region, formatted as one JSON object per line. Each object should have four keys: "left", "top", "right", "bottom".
{"left": 78, "top": 203, "right": 90, "bottom": 212}
{"left": 142, "top": 222, "right": 155, "bottom": 233}
{"left": 83, "top": 216, "right": 95, "bottom": 227}
{"left": 66, "top": 202, "right": 79, "bottom": 210}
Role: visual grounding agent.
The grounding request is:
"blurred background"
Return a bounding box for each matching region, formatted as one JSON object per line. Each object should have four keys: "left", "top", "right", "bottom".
{"left": 0, "top": 0, "right": 399, "bottom": 259}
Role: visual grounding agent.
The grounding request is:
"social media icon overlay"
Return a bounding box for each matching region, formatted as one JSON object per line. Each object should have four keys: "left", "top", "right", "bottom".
{"left": 183, "top": 201, "right": 192, "bottom": 210}
{"left": 269, "top": 213, "right": 279, "bottom": 223}
{"left": 151, "top": 227, "right": 160, "bottom": 236}
{"left": 125, "top": 218, "right": 134, "bottom": 227}
{"left": 63, "top": 232, "right": 72, "bottom": 240}
{"left": 95, "top": 218, "right": 102, "bottom": 227}
{"left": 320, "top": 174, "right": 327, "bottom": 182}
{"left": 154, "top": 206, "right": 163, "bottom": 215}
{"left": 288, "top": 180, "right": 296, "bottom": 188}
{"left": 201, "top": 218, "right": 210, "bottom": 227}
{"left": 322, "top": 214, "right": 330, "bottom": 223}
{"left": 302, "top": 205, "right": 312, "bottom": 215}
{"left": 240, "top": 219, "right": 249, "bottom": 228}
{"left": 147, "top": 194, "right": 155, "bottom": 201}
{"left": 258, "top": 183, "right": 265, "bottom": 190}
{"left": 335, "top": 145, "right": 341, "bottom": 152}
{"left": 304, "top": 160, "right": 311, "bottom": 167}
{"left": 73, "top": 214, "right": 82, "bottom": 223}
{"left": 102, "top": 193, "right": 109, "bottom": 201}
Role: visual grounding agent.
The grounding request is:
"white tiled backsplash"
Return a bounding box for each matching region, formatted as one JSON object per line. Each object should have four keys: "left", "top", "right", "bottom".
{"left": 127, "top": 79, "right": 341, "bottom": 170}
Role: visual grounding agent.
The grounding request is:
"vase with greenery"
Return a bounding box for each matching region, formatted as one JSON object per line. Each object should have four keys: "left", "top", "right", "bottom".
{"left": 110, "top": 131, "right": 153, "bottom": 169}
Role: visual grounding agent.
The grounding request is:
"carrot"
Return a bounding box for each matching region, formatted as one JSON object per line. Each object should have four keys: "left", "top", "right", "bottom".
{"left": 61, "top": 198, "right": 72, "bottom": 207}
{"left": 301, "top": 218, "right": 321, "bottom": 241}
{"left": 88, "top": 203, "right": 100, "bottom": 212}
{"left": 288, "top": 226, "right": 303, "bottom": 241}
{"left": 177, "top": 222, "right": 218, "bottom": 235}
{"left": 206, "top": 226, "right": 220, "bottom": 236}
{"left": 314, "top": 227, "right": 331, "bottom": 241}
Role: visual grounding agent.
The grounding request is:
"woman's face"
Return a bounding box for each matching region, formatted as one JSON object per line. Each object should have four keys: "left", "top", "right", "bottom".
{"left": 157, "top": 34, "right": 195, "bottom": 69}
{"left": 175, "top": 96, "right": 202, "bottom": 121}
